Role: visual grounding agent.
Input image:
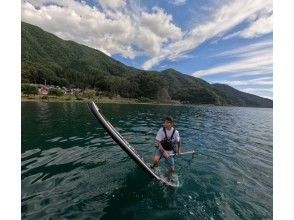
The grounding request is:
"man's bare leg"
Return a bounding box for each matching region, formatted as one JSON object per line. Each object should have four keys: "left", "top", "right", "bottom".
{"left": 166, "top": 166, "right": 175, "bottom": 181}
{"left": 151, "top": 155, "right": 161, "bottom": 169}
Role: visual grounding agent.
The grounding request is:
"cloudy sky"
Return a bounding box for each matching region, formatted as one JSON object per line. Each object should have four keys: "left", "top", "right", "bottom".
{"left": 21, "top": 0, "right": 273, "bottom": 99}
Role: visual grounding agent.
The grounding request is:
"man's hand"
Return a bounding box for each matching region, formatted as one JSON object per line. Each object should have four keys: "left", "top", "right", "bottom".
{"left": 159, "top": 146, "right": 169, "bottom": 158}
{"left": 162, "top": 150, "right": 169, "bottom": 158}
{"left": 157, "top": 142, "right": 169, "bottom": 158}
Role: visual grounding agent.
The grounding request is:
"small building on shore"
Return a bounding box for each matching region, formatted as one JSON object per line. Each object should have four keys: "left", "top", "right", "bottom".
{"left": 38, "top": 84, "right": 48, "bottom": 95}
{"left": 36, "top": 84, "right": 84, "bottom": 96}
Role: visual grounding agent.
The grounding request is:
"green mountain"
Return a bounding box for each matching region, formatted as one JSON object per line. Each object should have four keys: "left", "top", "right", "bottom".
{"left": 21, "top": 22, "right": 272, "bottom": 107}
{"left": 212, "top": 84, "right": 272, "bottom": 107}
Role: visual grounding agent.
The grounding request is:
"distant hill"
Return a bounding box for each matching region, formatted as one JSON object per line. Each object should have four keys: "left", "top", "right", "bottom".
{"left": 212, "top": 84, "right": 272, "bottom": 107}
{"left": 21, "top": 22, "right": 272, "bottom": 107}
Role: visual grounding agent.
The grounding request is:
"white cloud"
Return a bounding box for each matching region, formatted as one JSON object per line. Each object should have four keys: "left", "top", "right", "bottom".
{"left": 192, "top": 39, "right": 273, "bottom": 99}
{"left": 22, "top": 0, "right": 273, "bottom": 70}
{"left": 137, "top": 7, "right": 182, "bottom": 56}
{"left": 22, "top": 0, "right": 137, "bottom": 57}
{"left": 142, "top": 0, "right": 273, "bottom": 69}
{"left": 223, "top": 13, "right": 272, "bottom": 40}
{"left": 140, "top": 7, "right": 182, "bottom": 40}
{"left": 239, "top": 13, "right": 272, "bottom": 38}
{"left": 238, "top": 87, "right": 273, "bottom": 99}
{"left": 169, "top": 0, "right": 187, "bottom": 6}
{"left": 192, "top": 40, "right": 272, "bottom": 77}
{"left": 240, "top": 87, "right": 273, "bottom": 93}
{"left": 193, "top": 56, "right": 272, "bottom": 78}
{"left": 211, "top": 76, "right": 272, "bottom": 86}
{"left": 222, "top": 32, "right": 239, "bottom": 40}
{"left": 21, "top": 0, "right": 182, "bottom": 59}
{"left": 212, "top": 39, "right": 272, "bottom": 58}
{"left": 98, "top": 0, "right": 126, "bottom": 9}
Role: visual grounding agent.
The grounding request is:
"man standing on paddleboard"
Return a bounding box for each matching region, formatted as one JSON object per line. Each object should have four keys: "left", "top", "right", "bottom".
{"left": 151, "top": 116, "right": 181, "bottom": 181}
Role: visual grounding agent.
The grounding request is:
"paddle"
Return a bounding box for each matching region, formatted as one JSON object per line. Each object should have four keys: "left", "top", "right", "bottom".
{"left": 169, "top": 150, "right": 195, "bottom": 156}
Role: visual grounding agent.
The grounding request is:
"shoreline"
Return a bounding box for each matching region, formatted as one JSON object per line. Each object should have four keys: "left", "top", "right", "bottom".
{"left": 21, "top": 95, "right": 272, "bottom": 108}
{"left": 21, "top": 95, "right": 184, "bottom": 106}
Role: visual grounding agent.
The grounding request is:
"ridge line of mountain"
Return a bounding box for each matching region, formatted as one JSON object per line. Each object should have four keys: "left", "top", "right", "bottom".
{"left": 21, "top": 21, "right": 272, "bottom": 107}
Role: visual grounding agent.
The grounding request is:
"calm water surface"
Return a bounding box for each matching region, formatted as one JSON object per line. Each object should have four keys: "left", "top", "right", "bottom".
{"left": 22, "top": 102, "right": 273, "bottom": 219}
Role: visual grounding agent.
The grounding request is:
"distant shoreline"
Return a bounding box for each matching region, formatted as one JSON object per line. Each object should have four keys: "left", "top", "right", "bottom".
{"left": 21, "top": 95, "right": 183, "bottom": 106}
{"left": 21, "top": 95, "right": 273, "bottom": 108}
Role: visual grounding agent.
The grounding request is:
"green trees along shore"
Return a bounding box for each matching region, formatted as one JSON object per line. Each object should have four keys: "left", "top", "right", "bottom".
{"left": 21, "top": 22, "right": 272, "bottom": 107}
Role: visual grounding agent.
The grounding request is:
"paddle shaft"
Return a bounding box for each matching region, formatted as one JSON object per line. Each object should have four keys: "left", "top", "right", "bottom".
{"left": 169, "top": 150, "right": 195, "bottom": 156}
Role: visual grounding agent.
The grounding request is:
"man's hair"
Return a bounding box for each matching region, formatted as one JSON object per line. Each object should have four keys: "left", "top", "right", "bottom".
{"left": 164, "top": 116, "right": 173, "bottom": 123}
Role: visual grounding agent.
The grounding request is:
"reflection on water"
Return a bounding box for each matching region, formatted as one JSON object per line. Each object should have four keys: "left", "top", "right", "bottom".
{"left": 22, "top": 102, "right": 272, "bottom": 219}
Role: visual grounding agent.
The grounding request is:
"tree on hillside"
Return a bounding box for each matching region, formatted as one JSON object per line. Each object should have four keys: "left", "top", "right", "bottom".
{"left": 83, "top": 89, "right": 96, "bottom": 99}
{"left": 48, "top": 88, "right": 64, "bottom": 96}
{"left": 21, "top": 84, "right": 38, "bottom": 95}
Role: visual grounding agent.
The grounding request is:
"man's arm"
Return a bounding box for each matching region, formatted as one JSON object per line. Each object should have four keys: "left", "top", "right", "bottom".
{"left": 175, "top": 131, "right": 181, "bottom": 154}
{"left": 176, "top": 141, "right": 181, "bottom": 154}
{"left": 156, "top": 140, "right": 164, "bottom": 152}
{"left": 155, "top": 128, "right": 165, "bottom": 152}
{"left": 156, "top": 140, "right": 169, "bottom": 158}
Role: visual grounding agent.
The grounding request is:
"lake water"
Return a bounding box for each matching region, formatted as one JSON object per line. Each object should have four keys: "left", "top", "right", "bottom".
{"left": 21, "top": 102, "right": 273, "bottom": 219}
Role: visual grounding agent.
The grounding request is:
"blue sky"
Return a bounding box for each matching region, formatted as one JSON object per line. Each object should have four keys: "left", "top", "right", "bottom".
{"left": 21, "top": 0, "right": 273, "bottom": 99}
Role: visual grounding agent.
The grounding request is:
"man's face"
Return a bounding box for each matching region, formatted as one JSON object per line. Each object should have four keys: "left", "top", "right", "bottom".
{"left": 163, "top": 120, "right": 172, "bottom": 129}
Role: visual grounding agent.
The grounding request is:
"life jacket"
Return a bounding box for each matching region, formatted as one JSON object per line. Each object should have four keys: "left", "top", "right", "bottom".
{"left": 161, "top": 127, "right": 176, "bottom": 151}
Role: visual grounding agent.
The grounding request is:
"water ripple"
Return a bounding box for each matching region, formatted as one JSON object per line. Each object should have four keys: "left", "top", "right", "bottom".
{"left": 22, "top": 102, "right": 272, "bottom": 219}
